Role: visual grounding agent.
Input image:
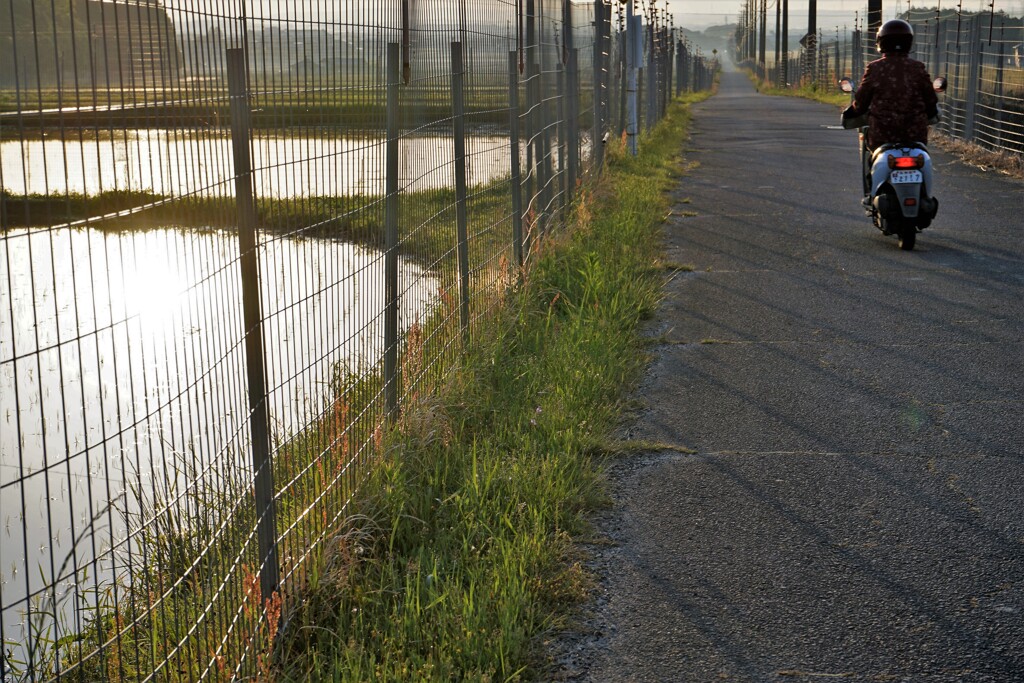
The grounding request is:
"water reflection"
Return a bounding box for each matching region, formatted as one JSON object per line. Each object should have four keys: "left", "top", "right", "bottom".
{"left": 0, "top": 226, "right": 436, "bottom": 652}
{"left": 0, "top": 131, "right": 513, "bottom": 198}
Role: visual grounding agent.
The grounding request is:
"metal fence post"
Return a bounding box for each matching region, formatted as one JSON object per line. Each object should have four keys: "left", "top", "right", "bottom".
{"left": 963, "top": 17, "right": 981, "bottom": 141}
{"left": 226, "top": 47, "right": 279, "bottom": 603}
{"left": 567, "top": 47, "right": 579, "bottom": 205}
{"left": 557, "top": 61, "right": 567, "bottom": 218}
{"left": 384, "top": 43, "right": 400, "bottom": 417}
{"left": 525, "top": 3, "right": 537, "bottom": 231}
{"left": 593, "top": 1, "right": 598, "bottom": 176}
{"left": 646, "top": 22, "right": 656, "bottom": 131}
{"left": 626, "top": 2, "right": 639, "bottom": 156}
{"left": 529, "top": 6, "right": 546, "bottom": 227}
{"left": 933, "top": 18, "right": 944, "bottom": 83}
{"left": 602, "top": 6, "right": 613, "bottom": 136}
{"left": 833, "top": 36, "right": 840, "bottom": 86}
{"left": 676, "top": 39, "right": 684, "bottom": 95}
{"left": 592, "top": 0, "right": 605, "bottom": 175}
{"left": 561, "top": 0, "right": 575, "bottom": 198}
{"left": 666, "top": 30, "right": 674, "bottom": 105}
{"left": 664, "top": 30, "right": 671, "bottom": 111}
{"left": 508, "top": 51, "right": 525, "bottom": 267}
{"left": 531, "top": 58, "right": 544, "bottom": 227}
{"left": 682, "top": 42, "right": 691, "bottom": 92}
{"left": 540, "top": 53, "right": 554, "bottom": 228}
{"left": 618, "top": 27, "right": 627, "bottom": 135}
{"left": 669, "top": 30, "right": 676, "bottom": 101}
{"left": 451, "top": 42, "right": 471, "bottom": 338}
{"left": 655, "top": 27, "right": 662, "bottom": 119}
{"left": 693, "top": 53, "right": 699, "bottom": 91}
{"left": 994, "top": 20, "right": 1006, "bottom": 149}
{"left": 951, "top": 18, "right": 965, "bottom": 137}
{"left": 852, "top": 30, "right": 862, "bottom": 83}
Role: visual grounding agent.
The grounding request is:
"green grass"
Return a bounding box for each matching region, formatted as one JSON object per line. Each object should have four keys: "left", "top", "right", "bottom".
{"left": 741, "top": 64, "right": 850, "bottom": 106}
{"left": 759, "top": 83, "right": 850, "bottom": 107}
{"left": 270, "top": 91, "right": 711, "bottom": 682}
{"left": 754, "top": 78, "right": 850, "bottom": 107}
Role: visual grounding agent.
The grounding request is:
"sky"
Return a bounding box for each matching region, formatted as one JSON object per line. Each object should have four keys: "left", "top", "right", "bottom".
{"left": 665, "top": 0, "right": 1024, "bottom": 30}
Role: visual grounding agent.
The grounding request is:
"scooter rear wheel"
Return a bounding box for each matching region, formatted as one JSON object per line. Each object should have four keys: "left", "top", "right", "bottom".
{"left": 898, "top": 229, "right": 916, "bottom": 251}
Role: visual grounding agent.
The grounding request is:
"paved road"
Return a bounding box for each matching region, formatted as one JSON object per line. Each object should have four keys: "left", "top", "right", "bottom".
{"left": 555, "top": 70, "right": 1024, "bottom": 682}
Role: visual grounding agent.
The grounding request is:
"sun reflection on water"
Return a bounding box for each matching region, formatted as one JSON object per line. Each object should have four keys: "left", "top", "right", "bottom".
{"left": 0, "top": 225, "right": 437, "bottom": 655}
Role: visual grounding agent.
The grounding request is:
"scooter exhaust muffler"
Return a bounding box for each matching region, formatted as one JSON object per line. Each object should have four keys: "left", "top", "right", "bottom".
{"left": 872, "top": 193, "right": 890, "bottom": 216}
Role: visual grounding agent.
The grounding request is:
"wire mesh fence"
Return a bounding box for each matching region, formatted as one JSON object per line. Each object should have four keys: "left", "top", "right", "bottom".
{"left": 739, "top": 4, "right": 1024, "bottom": 159}
{"left": 907, "top": 7, "right": 1024, "bottom": 157}
{"left": 0, "top": 1, "right": 715, "bottom": 679}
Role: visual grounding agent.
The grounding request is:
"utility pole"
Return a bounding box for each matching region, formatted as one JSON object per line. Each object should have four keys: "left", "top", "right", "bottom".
{"left": 753, "top": 1, "right": 759, "bottom": 61}
{"left": 759, "top": 0, "right": 767, "bottom": 72}
{"left": 746, "top": 1, "right": 751, "bottom": 64}
{"left": 753, "top": 0, "right": 761, "bottom": 61}
{"left": 743, "top": 1, "right": 748, "bottom": 61}
{"left": 740, "top": 1, "right": 748, "bottom": 61}
{"left": 782, "top": 0, "right": 789, "bottom": 85}
{"left": 775, "top": 0, "right": 781, "bottom": 82}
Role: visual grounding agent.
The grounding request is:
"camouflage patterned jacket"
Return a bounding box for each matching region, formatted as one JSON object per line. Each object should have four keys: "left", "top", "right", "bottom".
{"left": 849, "top": 53, "right": 938, "bottom": 149}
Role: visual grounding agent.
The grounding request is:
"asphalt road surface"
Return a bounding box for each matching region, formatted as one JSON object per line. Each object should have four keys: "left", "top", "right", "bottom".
{"left": 553, "top": 69, "right": 1024, "bottom": 682}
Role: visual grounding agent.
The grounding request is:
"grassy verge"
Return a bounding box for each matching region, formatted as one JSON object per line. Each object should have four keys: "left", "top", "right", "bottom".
{"left": 741, "top": 66, "right": 849, "bottom": 107}
{"left": 271, "top": 93, "right": 709, "bottom": 681}
{"left": 755, "top": 80, "right": 849, "bottom": 106}
{"left": 931, "top": 131, "right": 1024, "bottom": 179}
{"left": 1, "top": 181, "right": 512, "bottom": 268}
{"left": 759, "top": 83, "right": 849, "bottom": 107}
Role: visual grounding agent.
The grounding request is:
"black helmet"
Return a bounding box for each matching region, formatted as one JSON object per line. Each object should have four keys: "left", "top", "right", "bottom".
{"left": 877, "top": 19, "right": 914, "bottom": 54}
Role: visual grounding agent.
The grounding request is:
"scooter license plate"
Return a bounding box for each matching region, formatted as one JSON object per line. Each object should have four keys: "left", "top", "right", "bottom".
{"left": 890, "top": 170, "right": 923, "bottom": 184}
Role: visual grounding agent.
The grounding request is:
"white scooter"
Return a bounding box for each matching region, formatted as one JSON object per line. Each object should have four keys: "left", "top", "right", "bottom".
{"left": 839, "top": 76, "right": 947, "bottom": 251}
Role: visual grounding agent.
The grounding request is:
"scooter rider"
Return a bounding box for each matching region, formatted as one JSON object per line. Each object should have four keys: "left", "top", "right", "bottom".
{"left": 842, "top": 19, "right": 939, "bottom": 151}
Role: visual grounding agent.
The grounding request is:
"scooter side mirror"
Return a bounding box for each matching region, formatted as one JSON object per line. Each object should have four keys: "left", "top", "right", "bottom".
{"left": 933, "top": 77, "right": 948, "bottom": 92}
{"left": 839, "top": 77, "right": 854, "bottom": 93}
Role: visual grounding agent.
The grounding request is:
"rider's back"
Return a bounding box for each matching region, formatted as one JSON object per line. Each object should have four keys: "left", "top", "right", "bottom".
{"left": 854, "top": 53, "right": 937, "bottom": 149}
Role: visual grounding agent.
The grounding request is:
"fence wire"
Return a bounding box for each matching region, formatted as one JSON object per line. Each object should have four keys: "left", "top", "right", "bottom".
{"left": 0, "top": 1, "right": 715, "bottom": 680}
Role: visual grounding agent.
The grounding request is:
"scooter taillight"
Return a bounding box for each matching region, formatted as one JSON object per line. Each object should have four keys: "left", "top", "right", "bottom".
{"left": 889, "top": 155, "right": 925, "bottom": 170}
